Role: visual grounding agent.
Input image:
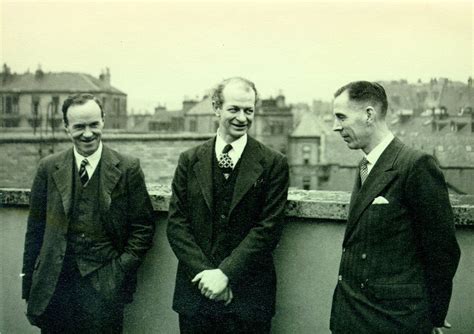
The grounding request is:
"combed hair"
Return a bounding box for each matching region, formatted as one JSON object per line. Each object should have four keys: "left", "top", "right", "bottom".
{"left": 334, "top": 81, "right": 388, "bottom": 116}
{"left": 62, "top": 93, "right": 104, "bottom": 126}
{"left": 211, "top": 77, "right": 259, "bottom": 109}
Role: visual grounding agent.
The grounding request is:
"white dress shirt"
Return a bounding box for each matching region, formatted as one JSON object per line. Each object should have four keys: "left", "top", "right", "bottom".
{"left": 215, "top": 130, "right": 247, "bottom": 168}
{"left": 364, "top": 133, "right": 394, "bottom": 175}
{"left": 73, "top": 141, "right": 103, "bottom": 178}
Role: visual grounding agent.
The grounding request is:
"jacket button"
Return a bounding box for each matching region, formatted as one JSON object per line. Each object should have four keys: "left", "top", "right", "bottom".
{"left": 361, "top": 253, "right": 367, "bottom": 260}
{"left": 360, "top": 282, "right": 365, "bottom": 289}
{"left": 338, "top": 275, "right": 343, "bottom": 281}
{"left": 81, "top": 233, "right": 85, "bottom": 238}
{"left": 221, "top": 214, "right": 226, "bottom": 219}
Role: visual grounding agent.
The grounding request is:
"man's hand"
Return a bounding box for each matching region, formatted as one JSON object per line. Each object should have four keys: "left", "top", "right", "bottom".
{"left": 192, "top": 269, "right": 229, "bottom": 299}
{"left": 432, "top": 320, "right": 452, "bottom": 334}
{"left": 214, "top": 286, "right": 234, "bottom": 306}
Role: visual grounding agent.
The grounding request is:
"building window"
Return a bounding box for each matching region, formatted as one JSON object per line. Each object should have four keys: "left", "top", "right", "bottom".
{"left": 3, "top": 95, "right": 19, "bottom": 114}
{"left": 32, "top": 96, "right": 40, "bottom": 116}
{"left": 190, "top": 119, "right": 197, "bottom": 132}
{"left": 52, "top": 96, "right": 59, "bottom": 114}
{"left": 121, "top": 99, "right": 126, "bottom": 116}
{"left": 302, "top": 176, "right": 311, "bottom": 190}
{"left": 303, "top": 145, "right": 311, "bottom": 165}
{"left": 114, "top": 98, "right": 120, "bottom": 116}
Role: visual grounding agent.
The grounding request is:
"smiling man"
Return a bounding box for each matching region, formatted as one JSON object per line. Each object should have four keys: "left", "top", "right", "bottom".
{"left": 167, "top": 77, "right": 289, "bottom": 333}
{"left": 22, "top": 93, "right": 155, "bottom": 333}
{"left": 329, "top": 81, "right": 460, "bottom": 334}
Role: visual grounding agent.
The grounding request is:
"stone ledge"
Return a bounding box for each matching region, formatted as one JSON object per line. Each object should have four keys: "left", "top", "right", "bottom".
{"left": 2, "top": 186, "right": 473, "bottom": 226}
{"left": 0, "top": 132, "right": 213, "bottom": 143}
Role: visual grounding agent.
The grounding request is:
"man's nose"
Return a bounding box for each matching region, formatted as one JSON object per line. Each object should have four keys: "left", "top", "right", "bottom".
{"left": 82, "top": 126, "right": 93, "bottom": 137}
{"left": 236, "top": 110, "right": 246, "bottom": 122}
{"left": 332, "top": 119, "right": 342, "bottom": 132}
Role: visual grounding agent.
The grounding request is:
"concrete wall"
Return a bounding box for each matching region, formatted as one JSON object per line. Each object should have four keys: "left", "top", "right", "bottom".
{"left": 1, "top": 192, "right": 474, "bottom": 334}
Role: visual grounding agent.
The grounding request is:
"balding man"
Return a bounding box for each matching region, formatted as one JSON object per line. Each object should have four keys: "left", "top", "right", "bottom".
{"left": 167, "top": 77, "right": 289, "bottom": 333}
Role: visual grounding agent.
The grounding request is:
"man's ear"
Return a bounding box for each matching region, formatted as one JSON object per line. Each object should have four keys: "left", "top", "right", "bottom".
{"left": 365, "top": 106, "right": 375, "bottom": 124}
{"left": 212, "top": 102, "right": 221, "bottom": 117}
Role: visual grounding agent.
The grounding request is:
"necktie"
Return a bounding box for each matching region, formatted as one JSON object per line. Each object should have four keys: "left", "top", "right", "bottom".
{"left": 218, "top": 144, "right": 234, "bottom": 179}
{"left": 79, "top": 159, "right": 89, "bottom": 186}
{"left": 359, "top": 157, "right": 369, "bottom": 185}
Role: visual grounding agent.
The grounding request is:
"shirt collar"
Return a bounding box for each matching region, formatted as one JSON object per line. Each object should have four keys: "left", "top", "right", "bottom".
{"left": 73, "top": 141, "right": 103, "bottom": 171}
{"left": 215, "top": 130, "right": 247, "bottom": 162}
{"left": 364, "top": 132, "right": 394, "bottom": 166}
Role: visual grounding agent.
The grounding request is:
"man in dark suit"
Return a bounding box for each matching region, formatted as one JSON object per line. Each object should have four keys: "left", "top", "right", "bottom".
{"left": 329, "top": 81, "right": 461, "bottom": 334}
{"left": 167, "top": 77, "right": 289, "bottom": 333}
{"left": 22, "top": 93, "right": 155, "bottom": 333}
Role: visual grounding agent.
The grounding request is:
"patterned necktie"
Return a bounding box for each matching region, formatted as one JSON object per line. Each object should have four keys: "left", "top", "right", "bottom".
{"left": 79, "top": 158, "right": 89, "bottom": 186}
{"left": 218, "top": 144, "right": 234, "bottom": 179}
{"left": 359, "top": 157, "right": 369, "bottom": 185}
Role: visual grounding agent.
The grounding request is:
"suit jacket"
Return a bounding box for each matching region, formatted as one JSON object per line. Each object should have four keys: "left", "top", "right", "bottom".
{"left": 167, "top": 136, "right": 289, "bottom": 321}
{"left": 330, "top": 138, "right": 461, "bottom": 333}
{"left": 22, "top": 145, "right": 155, "bottom": 318}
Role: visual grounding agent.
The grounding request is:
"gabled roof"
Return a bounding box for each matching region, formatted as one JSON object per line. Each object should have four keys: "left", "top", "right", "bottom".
{"left": 186, "top": 97, "right": 214, "bottom": 115}
{"left": 0, "top": 72, "right": 125, "bottom": 95}
{"left": 291, "top": 112, "right": 330, "bottom": 137}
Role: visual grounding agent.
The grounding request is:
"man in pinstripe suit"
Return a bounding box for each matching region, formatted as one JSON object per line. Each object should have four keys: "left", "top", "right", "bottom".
{"left": 329, "top": 81, "right": 460, "bottom": 334}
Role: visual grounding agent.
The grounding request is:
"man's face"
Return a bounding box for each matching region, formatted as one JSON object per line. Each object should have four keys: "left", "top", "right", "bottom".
{"left": 65, "top": 100, "right": 104, "bottom": 157}
{"left": 332, "top": 91, "right": 371, "bottom": 151}
{"left": 215, "top": 81, "right": 256, "bottom": 143}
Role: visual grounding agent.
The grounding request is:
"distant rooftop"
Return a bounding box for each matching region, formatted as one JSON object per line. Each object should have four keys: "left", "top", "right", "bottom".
{"left": 0, "top": 66, "right": 125, "bottom": 95}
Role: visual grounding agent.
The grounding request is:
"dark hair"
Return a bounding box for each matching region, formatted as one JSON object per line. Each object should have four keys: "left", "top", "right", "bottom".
{"left": 62, "top": 93, "right": 104, "bottom": 126}
{"left": 334, "top": 81, "right": 388, "bottom": 116}
{"left": 211, "top": 77, "right": 259, "bottom": 109}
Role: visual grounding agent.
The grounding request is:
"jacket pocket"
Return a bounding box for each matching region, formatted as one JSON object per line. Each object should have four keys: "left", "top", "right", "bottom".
{"left": 369, "top": 283, "right": 425, "bottom": 300}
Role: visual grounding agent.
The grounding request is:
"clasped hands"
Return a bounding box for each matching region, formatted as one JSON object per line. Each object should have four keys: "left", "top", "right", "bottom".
{"left": 192, "top": 269, "right": 233, "bottom": 305}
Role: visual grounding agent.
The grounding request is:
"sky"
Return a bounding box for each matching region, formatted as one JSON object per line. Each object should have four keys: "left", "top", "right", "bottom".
{"left": 1, "top": 0, "right": 472, "bottom": 113}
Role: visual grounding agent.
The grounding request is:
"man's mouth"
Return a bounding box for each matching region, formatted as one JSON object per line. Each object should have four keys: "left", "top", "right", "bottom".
{"left": 231, "top": 123, "right": 247, "bottom": 129}
{"left": 80, "top": 138, "right": 96, "bottom": 143}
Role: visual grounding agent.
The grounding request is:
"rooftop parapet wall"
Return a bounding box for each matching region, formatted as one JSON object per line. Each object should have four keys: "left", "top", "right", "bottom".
{"left": 2, "top": 186, "right": 473, "bottom": 226}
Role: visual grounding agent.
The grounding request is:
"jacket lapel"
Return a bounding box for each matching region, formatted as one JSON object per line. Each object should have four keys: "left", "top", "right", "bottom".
{"left": 229, "top": 137, "right": 264, "bottom": 216}
{"left": 193, "top": 138, "right": 215, "bottom": 212}
{"left": 343, "top": 138, "right": 403, "bottom": 245}
{"left": 99, "top": 145, "right": 122, "bottom": 212}
{"left": 52, "top": 149, "right": 74, "bottom": 218}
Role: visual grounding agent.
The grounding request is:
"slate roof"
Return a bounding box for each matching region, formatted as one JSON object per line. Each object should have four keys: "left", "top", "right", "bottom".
{"left": 186, "top": 97, "right": 213, "bottom": 115}
{"left": 291, "top": 112, "right": 330, "bottom": 138}
{"left": 0, "top": 72, "right": 125, "bottom": 95}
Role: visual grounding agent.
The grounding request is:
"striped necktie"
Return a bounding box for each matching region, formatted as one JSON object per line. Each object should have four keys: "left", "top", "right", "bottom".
{"left": 218, "top": 144, "right": 234, "bottom": 179}
{"left": 359, "top": 157, "right": 369, "bottom": 185}
{"left": 79, "top": 159, "right": 89, "bottom": 186}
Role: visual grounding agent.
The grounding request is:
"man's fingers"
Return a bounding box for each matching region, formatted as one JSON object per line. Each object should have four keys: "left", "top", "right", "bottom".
{"left": 191, "top": 272, "right": 203, "bottom": 283}
{"left": 443, "top": 320, "right": 452, "bottom": 328}
{"left": 225, "top": 288, "right": 233, "bottom": 306}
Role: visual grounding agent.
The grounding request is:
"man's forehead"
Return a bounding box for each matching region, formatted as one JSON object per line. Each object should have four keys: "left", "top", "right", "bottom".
{"left": 223, "top": 81, "right": 254, "bottom": 97}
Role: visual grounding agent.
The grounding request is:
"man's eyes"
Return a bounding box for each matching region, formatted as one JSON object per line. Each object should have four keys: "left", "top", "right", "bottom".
{"left": 72, "top": 123, "right": 99, "bottom": 130}
{"left": 228, "top": 108, "right": 253, "bottom": 114}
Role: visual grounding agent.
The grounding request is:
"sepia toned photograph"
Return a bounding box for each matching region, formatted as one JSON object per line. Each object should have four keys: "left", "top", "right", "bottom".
{"left": 1, "top": 0, "right": 472, "bottom": 333}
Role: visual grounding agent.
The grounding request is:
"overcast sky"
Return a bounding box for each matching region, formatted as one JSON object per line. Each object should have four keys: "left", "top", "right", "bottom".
{"left": 1, "top": 0, "right": 472, "bottom": 112}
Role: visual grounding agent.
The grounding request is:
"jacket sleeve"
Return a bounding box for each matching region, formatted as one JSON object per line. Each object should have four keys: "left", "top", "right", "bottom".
{"left": 117, "top": 159, "right": 155, "bottom": 273}
{"left": 22, "top": 160, "right": 48, "bottom": 300}
{"left": 406, "top": 154, "right": 461, "bottom": 327}
{"left": 167, "top": 152, "right": 215, "bottom": 277}
{"left": 218, "top": 154, "right": 289, "bottom": 283}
